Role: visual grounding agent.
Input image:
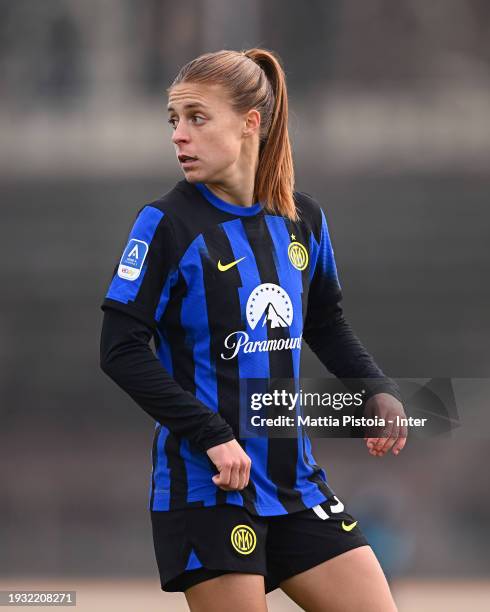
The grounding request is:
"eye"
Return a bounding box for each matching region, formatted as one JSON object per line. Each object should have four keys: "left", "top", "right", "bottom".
{"left": 191, "top": 115, "right": 205, "bottom": 125}
{"left": 167, "top": 115, "right": 205, "bottom": 129}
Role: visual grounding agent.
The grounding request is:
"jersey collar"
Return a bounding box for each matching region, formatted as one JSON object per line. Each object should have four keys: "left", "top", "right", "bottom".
{"left": 194, "top": 182, "right": 263, "bottom": 216}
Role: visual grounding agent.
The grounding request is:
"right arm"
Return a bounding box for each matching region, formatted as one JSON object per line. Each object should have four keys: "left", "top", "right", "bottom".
{"left": 99, "top": 203, "right": 250, "bottom": 488}
{"left": 100, "top": 307, "right": 235, "bottom": 452}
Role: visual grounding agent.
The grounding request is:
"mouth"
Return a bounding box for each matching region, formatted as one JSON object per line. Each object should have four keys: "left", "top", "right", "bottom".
{"left": 178, "top": 154, "right": 199, "bottom": 168}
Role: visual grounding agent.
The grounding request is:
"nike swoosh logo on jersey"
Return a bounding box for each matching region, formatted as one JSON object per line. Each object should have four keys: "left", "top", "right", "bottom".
{"left": 341, "top": 520, "right": 358, "bottom": 532}
{"left": 217, "top": 257, "right": 246, "bottom": 271}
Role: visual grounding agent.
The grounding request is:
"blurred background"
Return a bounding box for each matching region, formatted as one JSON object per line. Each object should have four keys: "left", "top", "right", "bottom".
{"left": 1, "top": 1, "right": 489, "bottom": 610}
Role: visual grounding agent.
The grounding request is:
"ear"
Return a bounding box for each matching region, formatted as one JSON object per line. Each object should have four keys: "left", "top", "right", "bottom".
{"left": 243, "top": 109, "right": 261, "bottom": 138}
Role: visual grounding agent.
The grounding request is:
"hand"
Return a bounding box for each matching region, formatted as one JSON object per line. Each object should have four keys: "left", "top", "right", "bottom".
{"left": 206, "top": 439, "right": 252, "bottom": 491}
{"left": 363, "top": 393, "right": 407, "bottom": 457}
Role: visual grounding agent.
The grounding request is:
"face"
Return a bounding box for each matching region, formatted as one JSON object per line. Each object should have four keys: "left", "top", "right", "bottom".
{"left": 167, "top": 82, "right": 258, "bottom": 183}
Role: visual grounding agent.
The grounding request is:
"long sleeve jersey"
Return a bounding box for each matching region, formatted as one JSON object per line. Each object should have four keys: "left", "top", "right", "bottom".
{"left": 100, "top": 179, "right": 401, "bottom": 516}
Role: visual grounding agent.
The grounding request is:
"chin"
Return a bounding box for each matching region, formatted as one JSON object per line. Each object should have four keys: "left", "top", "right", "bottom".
{"left": 181, "top": 172, "right": 197, "bottom": 182}
{"left": 182, "top": 168, "right": 204, "bottom": 182}
{"left": 184, "top": 170, "right": 212, "bottom": 184}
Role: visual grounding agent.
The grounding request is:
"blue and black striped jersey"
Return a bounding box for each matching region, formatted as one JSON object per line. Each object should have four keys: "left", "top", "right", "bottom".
{"left": 100, "top": 179, "right": 395, "bottom": 516}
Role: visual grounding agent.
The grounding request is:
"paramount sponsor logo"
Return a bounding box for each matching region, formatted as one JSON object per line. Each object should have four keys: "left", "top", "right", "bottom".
{"left": 221, "top": 331, "right": 302, "bottom": 360}
{"left": 220, "top": 282, "right": 301, "bottom": 359}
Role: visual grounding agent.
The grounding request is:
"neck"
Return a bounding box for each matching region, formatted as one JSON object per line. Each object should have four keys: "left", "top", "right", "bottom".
{"left": 204, "top": 182, "right": 256, "bottom": 207}
{"left": 204, "top": 141, "right": 260, "bottom": 207}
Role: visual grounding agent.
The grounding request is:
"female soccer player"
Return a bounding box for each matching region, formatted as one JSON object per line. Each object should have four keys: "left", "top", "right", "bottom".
{"left": 100, "top": 48, "right": 406, "bottom": 611}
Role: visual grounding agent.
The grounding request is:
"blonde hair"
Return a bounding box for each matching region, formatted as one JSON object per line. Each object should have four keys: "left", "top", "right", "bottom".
{"left": 168, "top": 48, "right": 298, "bottom": 221}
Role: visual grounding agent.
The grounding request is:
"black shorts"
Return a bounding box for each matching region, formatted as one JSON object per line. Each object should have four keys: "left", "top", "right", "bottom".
{"left": 150, "top": 495, "right": 369, "bottom": 594}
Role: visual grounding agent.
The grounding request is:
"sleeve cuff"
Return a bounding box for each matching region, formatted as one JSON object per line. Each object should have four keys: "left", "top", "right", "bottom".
{"left": 194, "top": 412, "right": 236, "bottom": 452}
{"left": 363, "top": 379, "right": 403, "bottom": 404}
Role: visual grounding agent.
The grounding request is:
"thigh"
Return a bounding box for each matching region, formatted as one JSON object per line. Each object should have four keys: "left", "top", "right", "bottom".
{"left": 185, "top": 572, "right": 267, "bottom": 612}
{"left": 280, "top": 545, "right": 397, "bottom": 612}
{"left": 265, "top": 495, "right": 369, "bottom": 594}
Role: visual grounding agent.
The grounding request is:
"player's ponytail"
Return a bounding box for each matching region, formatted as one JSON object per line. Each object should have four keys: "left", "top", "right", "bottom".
{"left": 243, "top": 49, "right": 297, "bottom": 222}
{"left": 168, "top": 48, "right": 298, "bottom": 221}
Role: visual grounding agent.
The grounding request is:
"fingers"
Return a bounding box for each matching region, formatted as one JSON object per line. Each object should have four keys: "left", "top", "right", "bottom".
{"left": 365, "top": 421, "right": 395, "bottom": 456}
{"left": 378, "top": 421, "right": 399, "bottom": 454}
{"left": 237, "top": 456, "right": 251, "bottom": 489}
{"left": 213, "top": 455, "right": 252, "bottom": 491}
{"left": 229, "top": 462, "right": 240, "bottom": 489}
{"left": 365, "top": 421, "right": 407, "bottom": 457}
{"left": 238, "top": 457, "right": 250, "bottom": 490}
{"left": 391, "top": 421, "right": 408, "bottom": 455}
{"left": 215, "top": 462, "right": 231, "bottom": 487}
{"left": 365, "top": 438, "right": 384, "bottom": 456}
{"left": 391, "top": 430, "right": 407, "bottom": 455}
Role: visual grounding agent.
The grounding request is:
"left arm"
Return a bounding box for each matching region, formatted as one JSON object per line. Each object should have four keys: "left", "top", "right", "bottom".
{"left": 303, "top": 300, "right": 407, "bottom": 456}
{"left": 302, "top": 204, "right": 406, "bottom": 456}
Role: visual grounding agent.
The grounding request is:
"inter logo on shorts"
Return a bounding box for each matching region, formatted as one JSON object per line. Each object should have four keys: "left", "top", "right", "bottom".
{"left": 118, "top": 238, "right": 149, "bottom": 281}
{"left": 288, "top": 241, "right": 308, "bottom": 271}
{"left": 230, "top": 524, "right": 257, "bottom": 555}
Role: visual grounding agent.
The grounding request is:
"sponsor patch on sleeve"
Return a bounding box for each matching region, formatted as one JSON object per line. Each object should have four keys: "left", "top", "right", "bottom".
{"left": 117, "top": 238, "right": 149, "bottom": 281}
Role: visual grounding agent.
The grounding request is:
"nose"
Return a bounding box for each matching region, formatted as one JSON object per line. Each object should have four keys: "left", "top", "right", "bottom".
{"left": 171, "top": 120, "right": 190, "bottom": 145}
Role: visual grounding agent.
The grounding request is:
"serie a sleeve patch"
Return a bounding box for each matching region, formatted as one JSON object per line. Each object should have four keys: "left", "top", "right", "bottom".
{"left": 117, "top": 238, "right": 149, "bottom": 281}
